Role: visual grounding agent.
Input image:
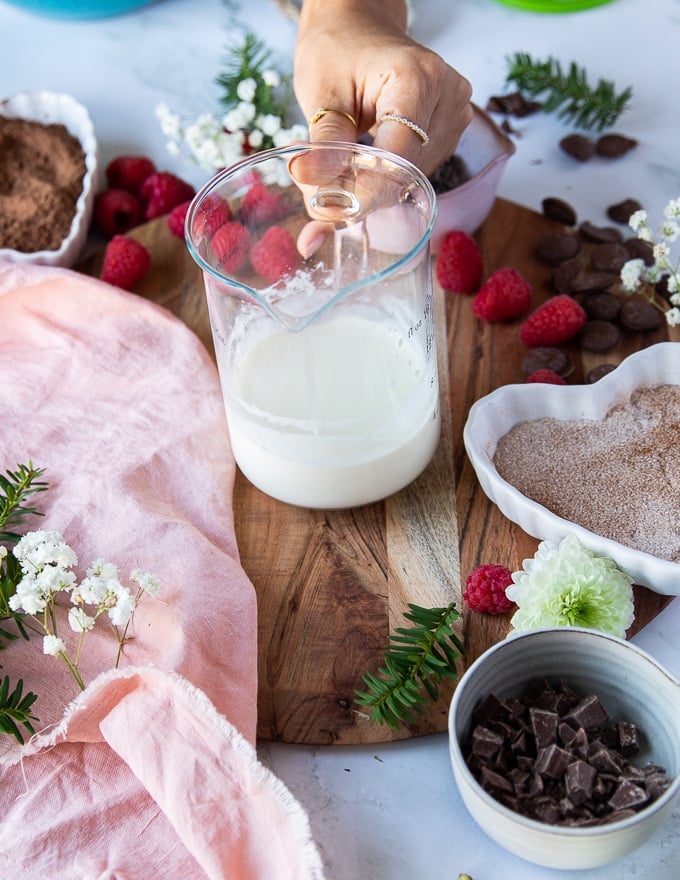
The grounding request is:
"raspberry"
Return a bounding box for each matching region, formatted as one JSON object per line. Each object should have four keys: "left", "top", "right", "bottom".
{"left": 435, "top": 230, "right": 483, "bottom": 294}
{"left": 105, "top": 155, "right": 156, "bottom": 195}
{"left": 463, "top": 564, "right": 515, "bottom": 615}
{"left": 167, "top": 200, "right": 191, "bottom": 239}
{"left": 211, "top": 221, "right": 251, "bottom": 272}
{"left": 93, "top": 188, "right": 142, "bottom": 238}
{"left": 239, "top": 180, "right": 286, "bottom": 227}
{"left": 100, "top": 235, "right": 151, "bottom": 290}
{"left": 520, "top": 294, "right": 587, "bottom": 347}
{"left": 527, "top": 368, "right": 567, "bottom": 385}
{"left": 472, "top": 267, "right": 532, "bottom": 322}
{"left": 140, "top": 171, "right": 196, "bottom": 221}
{"left": 191, "top": 196, "right": 232, "bottom": 239}
{"left": 249, "top": 226, "right": 300, "bottom": 283}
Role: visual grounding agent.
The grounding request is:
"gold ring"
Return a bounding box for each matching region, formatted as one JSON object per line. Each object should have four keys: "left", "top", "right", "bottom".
{"left": 380, "top": 113, "right": 430, "bottom": 146}
{"left": 308, "top": 107, "right": 358, "bottom": 128}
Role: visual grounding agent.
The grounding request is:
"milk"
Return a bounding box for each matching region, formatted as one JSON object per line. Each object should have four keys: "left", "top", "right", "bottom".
{"left": 221, "top": 309, "right": 440, "bottom": 508}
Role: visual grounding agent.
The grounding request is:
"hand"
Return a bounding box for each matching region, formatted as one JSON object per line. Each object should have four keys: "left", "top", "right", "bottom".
{"left": 294, "top": 0, "right": 473, "bottom": 176}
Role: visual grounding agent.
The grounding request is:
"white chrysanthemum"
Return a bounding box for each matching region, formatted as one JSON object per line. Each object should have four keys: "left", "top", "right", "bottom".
{"left": 68, "top": 607, "right": 96, "bottom": 633}
{"left": 505, "top": 535, "right": 634, "bottom": 639}
{"left": 236, "top": 77, "right": 257, "bottom": 102}
{"left": 43, "top": 634, "right": 66, "bottom": 656}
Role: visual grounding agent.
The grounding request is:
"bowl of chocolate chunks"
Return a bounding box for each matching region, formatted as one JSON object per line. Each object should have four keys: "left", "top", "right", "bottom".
{"left": 448, "top": 627, "right": 680, "bottom": 869}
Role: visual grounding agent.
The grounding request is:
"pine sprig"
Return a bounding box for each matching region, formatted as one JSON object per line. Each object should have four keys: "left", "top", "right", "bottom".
{"left": 355, "top": 602, "right": 464, "bottom": 729}
{"left": 0, "top": 462, "right": 48, "bottom": 543}
{"left": 505, "top": 52, "right": 633, "bottom": 131}
{"left": 0, "top": 675, "right": 38, "bottom": 744}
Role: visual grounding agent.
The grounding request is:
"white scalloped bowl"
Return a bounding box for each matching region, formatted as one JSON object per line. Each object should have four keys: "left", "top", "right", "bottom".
{"left": 448, "top": 628, "right": 680, "bottom": 869}
{"left": 0, "top": 91, "right": 99, "bottom": 267}
{"left": 463, "top": 342, "right": 680, "bottom": 595}
{"left": 431, "top": 103, "right": 515, "bottom": 253}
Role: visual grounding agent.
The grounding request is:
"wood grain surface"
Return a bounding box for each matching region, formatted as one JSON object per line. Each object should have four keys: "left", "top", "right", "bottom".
{"left": 79, "top": 197, "right": 675, "bottom": 745}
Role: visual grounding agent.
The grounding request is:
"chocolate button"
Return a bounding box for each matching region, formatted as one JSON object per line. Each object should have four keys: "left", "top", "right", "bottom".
{"left": 625, "top": 237, "right": 655, "bottom": 265}
{"left": 583, "top": 291, "right": 621, "bottom": 321}
{"left": 579, "top": 221, "right": 623, "bottom": 244}
{"left": 596, "top": 134, "right": 638, "bottom": 158}
{"left": 551, "top": 257, "right": 583, "bottom": 294}
{"left": 620, "top": 299, "right": 663, "bottom": 330}
{"left": 560, "top": 134, "right": 595, "bottom": 162}
{"left": 590, "top": 242, "right": 630, "bottom": 272}
{"left": 542, "top": 197, "right": 577, "bottom": 226}
{"left": 521, "top": 346, "right": 573, "bottom": 377}
{"left": 536, "top": 231, "right": 581, "bottom": 264}
{"left": 569, "top": 270, "right": 619, "bottom": 293}
{"left": 580, "top": 320, "right": 620, "bottom": 352}
{"left": 587, "top": 363, "right": 617, "bottom": 383}
{"left": 607, "top": 198, "right": 643, "bottom": 225}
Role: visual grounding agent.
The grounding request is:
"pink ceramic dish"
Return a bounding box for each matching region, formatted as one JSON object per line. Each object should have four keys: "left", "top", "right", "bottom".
{"left": 431, "top": 103, "right": 515, "bottom": 253}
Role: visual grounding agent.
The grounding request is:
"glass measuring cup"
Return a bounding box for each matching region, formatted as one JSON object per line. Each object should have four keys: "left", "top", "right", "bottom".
{"left": 185, "top": 141, "right": 439, "bottom": 509}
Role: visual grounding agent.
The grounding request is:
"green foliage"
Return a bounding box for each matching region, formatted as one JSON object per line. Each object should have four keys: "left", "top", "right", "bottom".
{"left": 215, "top": 31, "right": 291, "bottom": 122}
{"left": 355, "top": 602, "right": 464, "bottom": 729}
{"left": 0, "top": 675, "right": 38, "bottom": 744}
{"left": 0, "top": 462, "right": 48, "bottom": 542}
{"left": 505, "top": 52, "right": 633, "bottom": 131}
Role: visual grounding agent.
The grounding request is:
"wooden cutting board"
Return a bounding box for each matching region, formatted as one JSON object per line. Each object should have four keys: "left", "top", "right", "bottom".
{"left": 78, "top": 197, "right": 675, "bottom": 745}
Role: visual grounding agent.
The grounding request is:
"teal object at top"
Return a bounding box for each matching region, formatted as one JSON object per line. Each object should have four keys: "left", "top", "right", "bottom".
{"left": 3, "top": 0, "right": 159, "bottom": 18}
{"left": 495, "top": 0, "right": 615, "bottom": 11}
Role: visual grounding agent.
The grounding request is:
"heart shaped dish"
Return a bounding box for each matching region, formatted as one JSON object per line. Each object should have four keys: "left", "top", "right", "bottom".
{"left": 0, "top": 90, "right": 99, "bottom": 267}
{"left": 463, "top": 342, "right": 680, "bottom": 595}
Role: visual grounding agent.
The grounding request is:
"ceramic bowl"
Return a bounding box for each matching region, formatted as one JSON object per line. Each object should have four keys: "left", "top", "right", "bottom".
{"left": 0, "top": 91, "right": 98, "bottom": 268}
{"left": 463, "top": 342, "right": 680, "bottom": 595}
{"left": 431, "top": 103, "right": 515, "bottom": 253}
{"left": 448, "top": 627, "right": 680, "bottom": 870}
{"left": 3, "top": 1, "right": 158, "bottom": 17}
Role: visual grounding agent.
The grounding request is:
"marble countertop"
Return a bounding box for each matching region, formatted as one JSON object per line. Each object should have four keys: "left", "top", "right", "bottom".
{"left": 3, "top": 0, "right": 679, "bottom": 876}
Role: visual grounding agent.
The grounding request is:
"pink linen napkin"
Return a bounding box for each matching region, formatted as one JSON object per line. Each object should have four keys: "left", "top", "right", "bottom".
{"left": 0, "top": 261, "right": 325, "bottom": 880}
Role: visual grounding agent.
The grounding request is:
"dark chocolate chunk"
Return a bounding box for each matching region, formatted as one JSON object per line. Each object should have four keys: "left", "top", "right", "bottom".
{"left": 587, "top": 363, "right": 617, "bottom": 383}
{"left": 428, "top": 153, "right": 470, "bottom": 195}
{"left": 542, "top": 197, "right": 577, "bottom": 226}
{"left": 521, "top": 346, "right": 573, "bottom": 377}
{"left": 560, "top": 134, "right": 595, "bottom": 162}
{"left": 564, "top": 695, "right": 608, "bottom": 731}
{"left": 486, "top": 91, "right": 542, "bottom": 117}
{"left": 608, "top": 780, "right": 648, "bottom": 811}
{"left": 568, "top": 270, "right": 619, "bottom": 293}
{"left": 580, "top": 319, "right": 620, "bottom": 352}
{"left": 551, "top": 256, "right": 583, "bottom": 294}
{"left": 617, "top": 721, "right": 640, "bottom": 757}
{"left": 530, "top": 707, "right": 559, "bottom": 749}
{"left": 535, "top": 744, "right": 573, "bottom": 779}
{"left": 590, "top": 242, "right": 630, "bottom": 272}
{"left": 471, "top": 725, "right": 504, "bottom": 760}
{"left": 588, "top": 743, "right": 623, "bottom": 774}
{"left": 536, "top": 231, "right": 581, "bottom": 264}
{"left": 624, "top": 237, "right": 655, "bottom": 265}
{"left": 479, "top": 766, "right": 514, "bottom": 796}
{"left": 619, "top": 298, "right": 663, "bottom": 331}
{"left": 607, "top": 198, "right": 643, "bottom": 224}
{"left": 565, "top": 760, "right": 597, "bottom": 805}
{"left": 596, "top": 134, "right": 638, "bottom": 158}
{"left": 579, "top": 221, "right": 623, "bottom": 244}
{"left": 583, "top": 291, "right": 621, "bottom": 321}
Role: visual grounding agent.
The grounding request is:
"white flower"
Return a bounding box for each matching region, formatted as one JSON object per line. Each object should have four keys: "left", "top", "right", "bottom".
{"left": 130, "top": 568, "right": 161, "bottom": 596}
{"left": 9, "top": 580, "right": 46, "bottom": 615}
{"left": 256, "top": 113, "right": 282, "bottom": 137}
{"left": 43, "top": 634, "right": 66, "bottom": 656}
{"left": 664, "top": 197, "right": 680, "bottom": 219}
{"left": 262, "top": 69, "right": 281, "bottom": 88}
{"left": 660, "top": 219, "right": 679, "bottom": 243}
{"left": 155, "top": 102, "right": 183, "bottom": 140}
{"left": 108, "top": 589, "right": 136, "bottom": 627}
{"left": 236, "top": 77, "right": 257, "bottom": 102}
{"left": 628, "top": 209, "right": 648, "bottom": 232}
{"left": 68, "top": 607, "right": 95, "bottom": 633}
{"left": 620, "top": 258, "right": 644, "bottom": 291}
{"left": 506, "top": 535, "right": 635, "bottom": 639}
{"left": 0, "top": 546, "right": 7, "bottom": 561}
{"left": 247, "top": 128, "right": 264, "bottom": 149}
{"left": 223, "top": 101, "right": 256, "bottom": 132}
{"left": 666, "top": 307, "right": 680, "bottom": 326}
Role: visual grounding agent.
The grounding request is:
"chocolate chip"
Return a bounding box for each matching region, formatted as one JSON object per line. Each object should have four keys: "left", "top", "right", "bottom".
{"left": 566, "top": 760, "right": 596, "bottom": 805}
{"left": 568, "top": 270, "right": 619, "bottom": 294}
{"left": 587, "top": 363, "right": 617, "bottom": 383}
{"left": 580, "top": 319, "right": 621, "bottom": 352}
{"left": 590, "top": 242, "right": 630, "bottom": 272}
{"left": 607, "top": 198, "right": 643, "bottom": 224}
{"left": 608, "top": 780, "right": 648, "bottom": 811}
{"left": 579, "top": 221, "right": 623, "bottom": 244}
{"left": 583, "top": 291, "right": 621, "bottom": 321}
{"left": 596, "top": 134, "right": 638, "bottom": 158}
{"left": 486, "top": 91, "right": 542, "bottom": 117}
{"left": 551, "top": 257, "right": 583, "bottom": 294}
{"left": 624, "top": 237, "right": 655, "bottom": 265}
{"left": 542, "top": 197, "right": 577, "bottom": 226}
{"left": 560, "top": 134, "right": 595, "bottom": 162}
{"left": 619, "top": 299, "right": 663, "bottom": 330}
{"left": 536, "top": 231, "right": 581, "bottom": 264}
{"left": 521, "top": 346, "right": 573, "bottom": 377}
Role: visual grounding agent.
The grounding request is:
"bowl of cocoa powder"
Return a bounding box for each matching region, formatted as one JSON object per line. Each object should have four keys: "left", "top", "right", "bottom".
{"left": 463, "top": 341, "right": 680, "bottom": 595}
{"left": 448, "top": 627, "right": 680, "bottom": 869}
{"left": 0, "top": 90, "right": 98, "bottom": 267}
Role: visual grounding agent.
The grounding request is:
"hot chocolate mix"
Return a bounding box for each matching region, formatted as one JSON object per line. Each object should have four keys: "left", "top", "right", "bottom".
{"left": 0, "top": 116, "right": 86, "bottom": 253}
{"left": 493, "top": 384, "right": 680, "bottom": 563}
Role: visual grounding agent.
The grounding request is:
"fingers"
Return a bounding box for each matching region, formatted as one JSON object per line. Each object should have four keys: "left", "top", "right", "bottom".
{"left": 307, "top": 108, "right": 358, "bottom": 145}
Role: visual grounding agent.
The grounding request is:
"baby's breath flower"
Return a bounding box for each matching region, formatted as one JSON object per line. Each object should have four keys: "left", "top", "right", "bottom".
{"left": 68, "top": 607, "right": 95, "bottom": 633}
{"left": 43, "top": 634, "right": 66, "bottom": 656}
{"left": 236, "top": 77, "right": 257, "bottom": 102}
{"left": 262, "top": 69, "right": 281, "bottom": 88}
{"left": 506, "top": 535, "right": 634, "bottom": 639}
{"left": 108, "top": 590, "right": 135, "bottom": 627}
{"left": 620, "top": 196, "right": 680, "bottom": 326}
{"left": 130, "top": 568, "right": 161, "bottom": 596}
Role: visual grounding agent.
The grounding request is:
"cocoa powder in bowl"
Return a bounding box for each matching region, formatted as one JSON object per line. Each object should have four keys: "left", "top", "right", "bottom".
{"left": 493, "top": 384, "right": 680, "bottom": 563}
{"left": 0, "top": 116, "right": 86, "bottom": 253}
